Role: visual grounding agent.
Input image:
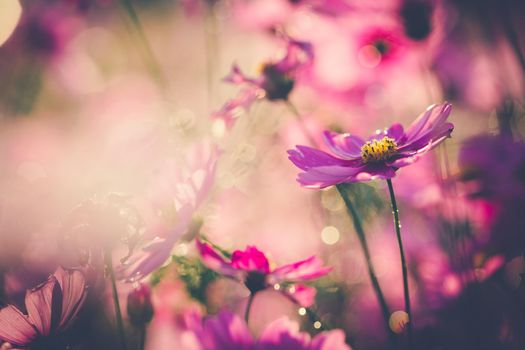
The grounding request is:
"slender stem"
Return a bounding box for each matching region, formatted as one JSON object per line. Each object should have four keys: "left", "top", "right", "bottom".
{"left": 139, "top": 325, "right": 146, "bottom": 350}
{"left": 105, "top": 251, "right": 128, "bottom": 350}
{"left": 244, "top": 292, "right": 256, "bottom": 323}
{"left": 204, "top": 6, "right": 218, "bottom": 109}
{"left": 285, "top": 101, "right": 319, "bottom": 147}
{"left": 386, "top": 179, "right": 413, "bottom": 349}
{"left": 119, "top": 0, "right": 168, "bottom": 89}
{"left": 336, "top": 184, "right": 396, "bottom": 347}
{"left": 305, "top": 307, "right": 329, "bottom": 331}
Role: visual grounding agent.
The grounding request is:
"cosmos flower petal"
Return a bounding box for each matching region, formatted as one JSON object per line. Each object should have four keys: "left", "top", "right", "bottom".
{"left": 25, "top": 275, "right": 60, "bottom": 337}
{"left": 400, "top": 121, "right": 453, "bottom": 152}
{"left": 385, "top": 123, "right": 405, "bottom": 142}
{"left": 257, "top": 317, "right": 310, "bottom": 350}
{"left": 201, "top": 312, "right": 254, "bottom": 350}
{"left": 271, "top": 256, "right": 331, "bottom": 282}
{"left": 296, "top": 165, "right": 367, "bottom": 189}
{"left": 223, "top": 64, "right": 257, "bottom": 86}
{"left": 231, "top": 246, "right": 271, "bottom": 274}
{"left": 196, "top": 240, "right": 238, "bottom": 277}
{"left": 311, "top": 329, "right": 352, "bottom": 350}
{"left": 288, "top": 146, "right": 359, "bottom": 171}
{"left": 54, "top": 267, "right": 87, "bottom": 330}
{"left": 282, "top": 284, "right": 317, "bottom": 308}
{"left": 0, "top": 306, "right": 38, "bottom": 346}
{"left": 323, "top": 131, "right": 364, "bottom": 158}
{"left": 405, "top": 102, "right": 452, "bottom": 143}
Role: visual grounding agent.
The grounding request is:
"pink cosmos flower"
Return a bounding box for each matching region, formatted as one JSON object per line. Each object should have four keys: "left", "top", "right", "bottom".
{"left": 192, "top": 311, "right": 352, "bottom": 350}
{"left": 0, "top": 267, "right": 87, "bottom": 349}
{"left": 288, "top": 102, "right": 453, "bottom": 188}
{"left": 196, "top": 241, "right": 331, "bottom": 307}
{"left": 213, "top": 37, "right": 313, "bottom": 128}
{"left": 117, "top": 145, "right": 217, "bottom": 282}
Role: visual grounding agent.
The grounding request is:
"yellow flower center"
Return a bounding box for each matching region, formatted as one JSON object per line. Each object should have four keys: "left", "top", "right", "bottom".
{"left": 360, "top": 136, "right": 398, "bottom": 163}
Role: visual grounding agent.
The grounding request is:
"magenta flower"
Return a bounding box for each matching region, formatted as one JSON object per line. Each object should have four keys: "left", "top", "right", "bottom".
{"left": 194, "top": 311, "right": 352, "bottom": 350}
{"left": 196, "top": 240, "right": 331, "bottom": 307}
{"left": 0, "top": 267, "right": 87, "bottom": 349}
{"left": 288, "top": 103, "right": 453, "bottom": 188}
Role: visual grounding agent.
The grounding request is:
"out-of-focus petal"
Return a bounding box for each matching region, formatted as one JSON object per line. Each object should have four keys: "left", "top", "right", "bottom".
{"left": 271, "top": 256, "right": 331, "bottom": 282}
{"left": 54, "top": 267, "right": 87, "bottom": 330}
{"left": 201, "top": 312, "right": 254, "bottom": 350}
{"left": 196, "top": 240, "right": 237, "bottom": 277}
{"left": 0, "top": 306, "right": 37, "bottom": 346}
{"left": 231, "top": 246, "right": 271, "bottom": 274}
{"left": 282, "top": 284, "right": 317, "bottom": 308}
{"left": 256, "top": 317, "right": 310, "bottom": 350}
{"left": 311, "top": 329, "right": 352, "bottom": 350}
{"left": 25, "top": 276, "right": 60, "bottom": 337}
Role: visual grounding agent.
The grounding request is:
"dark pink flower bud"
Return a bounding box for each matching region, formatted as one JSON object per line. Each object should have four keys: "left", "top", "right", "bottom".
{"left": 127, "top": 284, "right": 154, "bottom": 326}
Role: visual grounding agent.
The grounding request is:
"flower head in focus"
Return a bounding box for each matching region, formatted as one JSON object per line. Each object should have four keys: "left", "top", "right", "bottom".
{"left": 186, "top": 311, "right": 351, "bottom": 350}
{"left": 288, "top": 102, "right": 453, "bottom": 188}
{"left": 196, "top": 240, "right": 331, "bottom": 307}
{"left": 0, "top": 267, "right": 87, "bottom": 349}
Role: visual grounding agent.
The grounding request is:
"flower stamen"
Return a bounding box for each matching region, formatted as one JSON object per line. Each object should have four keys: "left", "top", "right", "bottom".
{"left": 361, "top": 136, "right": 398, "bottom": 163}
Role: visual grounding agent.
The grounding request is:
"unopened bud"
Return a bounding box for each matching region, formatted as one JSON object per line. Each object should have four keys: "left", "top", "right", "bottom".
{"left": 127, "top": 283, "right": 154, "bottom": 326}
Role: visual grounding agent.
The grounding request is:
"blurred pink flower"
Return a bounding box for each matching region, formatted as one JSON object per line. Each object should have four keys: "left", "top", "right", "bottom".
{"left": 117, "top": 145, "right": 217, "bottom": 282}
{"left": 0, "top": 267, "right": 87, "bottom": 349}
{"left": 213, "top": 37, "right": 313, "bottom": 128}
{"left": 288, "top": 102, "right": 453, "bottom": 188}
{"left": 191, "top": 311, "right": 352, "bottom": 350}
{"left": 196, "top": 240, "right": 331, "bottom": 306}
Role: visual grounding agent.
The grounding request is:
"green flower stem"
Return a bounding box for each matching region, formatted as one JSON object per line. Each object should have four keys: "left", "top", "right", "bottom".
{"left": 386, "top": 179, "right": 413, "bottom": 349}
{"left": 336, "top": 184, "right": 396, "bottom": 346}
{"left": 305, "top": 307, "right": 329, "bottom": 331}
{"left": 245, "top": 292, "right": 256, "bottom": 323}
{"left": 105, "top": 251, "right": 128, "bottom": 350}
{"left": 285, "top": 101, "right": 319, "bottom": 148}
{"left": 119, "top": 0, "right": 168, "bottom": 89}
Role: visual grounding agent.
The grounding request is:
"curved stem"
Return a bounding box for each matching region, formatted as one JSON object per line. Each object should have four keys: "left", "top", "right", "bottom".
{"left": 336, "top": 184, "right": 396, "bottom": 347}
{"left": 285, "top": 101, "right": 319, "bottom": 147}
{"left": 105, "top": 251, "right": 128, "bottom": 350}
{"left": 245, "top": 292, "right": 256, "bottom": 324}
{"left": 119, "top": 0, "right": 168, "bottom": 89}
{"left": 386, "top": 179, "right": 413, "bottom": 349}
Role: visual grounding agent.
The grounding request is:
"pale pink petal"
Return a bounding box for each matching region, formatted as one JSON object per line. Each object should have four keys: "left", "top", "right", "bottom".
{"left": 54, "top": 267, "right": 87, "bottom": 329}
{"left": 196, "top": 240, "right": 238, "bottom": 277}
{"left": 271, "top": 256, "right": 331, "bottom": 282}
{"left": 25, "top": 276, "right": 59, "bottom": 336}
{"left": 256, "top": 317, "right": 310, "bottom": 350}
{"left": 0, "top": 306, "right": 37, "bottom": 346}
{"left": 311, "top": 329, "right": 352, "bottom": 350}
{"left": 201, "top": 312, "right": 253, "bottom": 350}
{"left": 283, "top": 284, "right": 317, "bottom": 307}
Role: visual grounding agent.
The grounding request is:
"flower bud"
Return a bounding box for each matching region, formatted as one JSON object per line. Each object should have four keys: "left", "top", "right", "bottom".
{"left": 127, "top": 283, "right": 154, "bottom": 326}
